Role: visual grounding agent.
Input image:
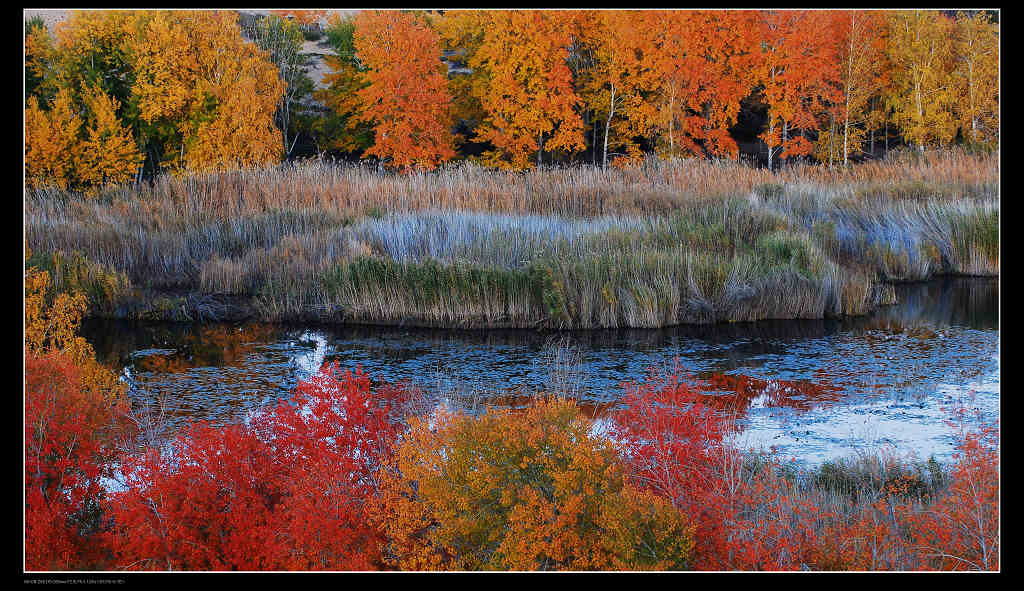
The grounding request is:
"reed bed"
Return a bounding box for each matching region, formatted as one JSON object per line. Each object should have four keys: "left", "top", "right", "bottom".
{"left": 24, "top": 150, "right": 998, "bottom": 328}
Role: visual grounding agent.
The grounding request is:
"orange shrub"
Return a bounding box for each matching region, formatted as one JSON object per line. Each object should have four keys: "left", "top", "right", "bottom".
{"left": 374, "top": 397, "right": 693, "bottom": 570}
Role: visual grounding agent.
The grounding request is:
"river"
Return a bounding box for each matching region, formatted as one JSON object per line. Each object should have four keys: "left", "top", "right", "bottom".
{"left": 82, "top": 276, "right": 999, "bottom": 466}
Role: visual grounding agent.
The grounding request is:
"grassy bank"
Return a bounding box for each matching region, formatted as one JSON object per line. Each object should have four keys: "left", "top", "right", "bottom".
{"left": 24, "top": 149, "right": 998, "bottom": 328}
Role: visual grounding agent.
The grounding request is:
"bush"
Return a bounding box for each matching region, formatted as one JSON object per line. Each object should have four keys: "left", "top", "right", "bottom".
{"left": 374, "top": 397, "right": 694, "bottom": 570}
{"left": 104, "top": 364, "right": 406, "bottom": 570}
{"left": 25, "top": 352, "right": 128, "bottom": 570}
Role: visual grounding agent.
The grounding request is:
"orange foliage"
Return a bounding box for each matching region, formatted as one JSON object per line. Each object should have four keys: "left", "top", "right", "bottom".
{"left": 374, "top": 397, "right": 693, "bottom": 570}
{"left": 353, "top": 11, "right": 455, "bottom": 171}
{"left": 755, "top": 10, "right": 843, "bottom": 167}
{"left": 647, "top": 10, "right": 760, "bottom": 159}
{"left": 467, "top": 10, "right": 585, "bottom": 169}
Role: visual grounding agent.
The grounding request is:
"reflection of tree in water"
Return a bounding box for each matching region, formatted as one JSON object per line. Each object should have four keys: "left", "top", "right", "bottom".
{"left": 693, "top": 371, "right": 844, "bottom": 414}
{"left": 125, "top": 323, "right": 282, "bottom": 373}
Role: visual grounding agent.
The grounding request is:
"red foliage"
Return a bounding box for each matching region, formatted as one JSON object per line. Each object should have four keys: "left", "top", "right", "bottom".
{"left": 104, "top": 363, "right": 405, "bottom": 570}
{"left": 613, "top": 371, "right": 738, "bottom": 569}
{"left": 615, "top": 370, "right": 1000, "bottom": 571}
{"left": 25, "top": 352, "right": 127, "bottom": 570}
{"left": 910, "top": 423, "right": 999, "bottom": 570}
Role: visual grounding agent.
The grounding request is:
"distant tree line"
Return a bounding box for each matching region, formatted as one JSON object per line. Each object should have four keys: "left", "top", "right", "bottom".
{"left": 24, "top": 9, "right": 998, "bottom": 187}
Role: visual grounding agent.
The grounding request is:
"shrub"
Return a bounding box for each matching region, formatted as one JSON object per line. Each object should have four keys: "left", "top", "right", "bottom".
{"left": 374, "top": 397, "right": 694, "bottom": 570}
{"left": 25, "top": 352, "right": 128, "bottom": 570}
{"left": 104, "top": 364, "right": 405, "bottom": 570}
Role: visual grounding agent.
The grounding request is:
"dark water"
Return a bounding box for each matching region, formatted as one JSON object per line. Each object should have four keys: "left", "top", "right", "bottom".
{"left": 82, "top": 277, "right": 999, "bottom": 465}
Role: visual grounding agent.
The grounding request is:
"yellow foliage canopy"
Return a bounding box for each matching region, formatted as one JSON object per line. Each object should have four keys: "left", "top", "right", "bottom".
{"left": 374, "top": 397, "right": 693, "bottom": 570}
{"left": 129, "top": 10, "right": 285, "bottom": 172}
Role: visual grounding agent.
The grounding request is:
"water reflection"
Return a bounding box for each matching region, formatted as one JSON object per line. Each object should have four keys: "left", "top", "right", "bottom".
{"left": 81, "top": 278, "right": 998, "bottom": 465}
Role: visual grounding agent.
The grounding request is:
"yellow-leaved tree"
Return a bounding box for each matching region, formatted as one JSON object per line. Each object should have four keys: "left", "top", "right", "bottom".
{"left": 25, "top": 88, "right": 81, "bottom": 190}
{"left": 77, "top": 84, "right": 145, "bottom": 187}
{"left": 884, "top": 10, "right": 959, "bottom": 151}
{"left": 952, "top": 11, "right": 998, "bottom": 148}
{"left": 128, "top": 10, "right": 285, "bottom": 172}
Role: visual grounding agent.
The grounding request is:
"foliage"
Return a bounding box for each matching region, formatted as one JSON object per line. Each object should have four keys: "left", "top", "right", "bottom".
{"left": 24, "top": 249, "right": 129, "bottom": 570}
{"left": 313, "top": 13, "right": 374, "bottom": 155}
{"left": 352, "top": 11, "right": 455, "bottom": 170}
{"left": 129, "top": 10, "right": 285, "bottom": 172}
{"left": 104, "top": 364, "right": 404, "bottom": 570}
{"left": 951, "top": 11, "right": 999, "bottom": 148}
{"left": 374, "top": 397, "right": 693, "bottom": 570}
{"left": 465, "top": 10, "right": 585, "bottom": 169}
{"left": 242, "top": 13, "right": 315, "bottom": 157}
{"left": 884, "top": 11, "right": 959, "bottom": 150}
{"left": 614, "top": 369, "right": 1000, "bottom": 571}
{"left": 25, "top": 10, "right": 286, "bottom": 187}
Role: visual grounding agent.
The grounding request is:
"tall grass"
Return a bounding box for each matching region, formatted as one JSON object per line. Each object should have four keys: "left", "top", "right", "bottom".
{"left": 24, "top": 150, "right": 998, "bottom": 327}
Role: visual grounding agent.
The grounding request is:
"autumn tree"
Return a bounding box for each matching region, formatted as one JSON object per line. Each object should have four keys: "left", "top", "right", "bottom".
{"left": 312, "top": 13, "right": 374, "bottom": 156}
{"left": 25, "top": 89, "right": 80, "bottom": 190}
{"left": 754, "top": 10, "right": 842, "bottom": 169}
{"left": 25, "top": 16, "right": 53, "bottom": 101}
{"left": 25, "top": 10, "right": 288, "bottom": 187}
{"left": 884, "top": 10, "right": 959, "bottom": 151}
{"left": 77, "top": 84, "right": 145, "bottom": 186}
{"left": 128, "top": 10, "right": 285, "bottom": 172}
{"left": 814, "top": 11, "right": 888, "bottom": 166}
{"left": 646, "top": 10, "right": 759, "bottom": 159}
{"left": 952, "top": 11, "right": 998, "bottom": 148}
{"left": 430, "top": 10, "right": 489, "bottom": 157}
{"left": 575, "top": 11, "right": 660, "bottom": 167}
{"left": 242, "top": 13, "right": 315, "bottom": 157}
{"left": 467, "top": 10, "right": 585, "bottom": 169}
{"left": 353, "top": 10, "right": 455, "bottom": 170}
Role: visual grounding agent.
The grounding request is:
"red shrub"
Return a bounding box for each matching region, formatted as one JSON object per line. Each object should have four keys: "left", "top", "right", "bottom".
{"left": 615, "top": 370, "right": 1000, "bottom": 571}
{"left": 104, "top": 363, "right": 404, "bottom": 570}
{"left": 25, "top": 351, "right": 128, "bottom": 570}
{"left": 909, "top": 423, "right": 999, "bottom": 570}
{"left": 613, "top": 371, "right": 741, "bottom": 569}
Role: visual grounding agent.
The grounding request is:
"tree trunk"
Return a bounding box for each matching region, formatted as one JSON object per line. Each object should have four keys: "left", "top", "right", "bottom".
{"left": 603, "top": 84, "right": 616, "bottom": 168}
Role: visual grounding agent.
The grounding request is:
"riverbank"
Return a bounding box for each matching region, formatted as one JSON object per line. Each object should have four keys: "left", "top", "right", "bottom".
{"left": 25, "top": 150, "right": 998, "bottom": 328}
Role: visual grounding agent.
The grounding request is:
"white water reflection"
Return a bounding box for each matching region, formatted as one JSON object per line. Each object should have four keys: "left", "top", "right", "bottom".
{"left": 291, "top": 330, "right": 329, "bottom": 381}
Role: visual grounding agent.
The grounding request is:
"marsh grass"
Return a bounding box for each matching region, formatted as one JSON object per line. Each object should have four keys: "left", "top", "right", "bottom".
{"left": 25, "top": 150, "right": 998, "bottom": 327}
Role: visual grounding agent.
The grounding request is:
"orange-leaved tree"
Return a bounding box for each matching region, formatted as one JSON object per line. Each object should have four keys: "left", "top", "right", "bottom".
{"left": 468, "top": 10, "right": 585, "bottom": 169}
{"left": 646, "top": 10, "right": 760, "bottom": 159}
{"left": 575, "top": 10, "right": 660, "bottom": 167}
{"left": 374, "top": 397, "right": 693, "bottom": 570}
{"left": 353, "top": 10, "right": 455, "bottom": 171}
{"left": 755, "top": 10, "right": 842, "bottom": 169}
